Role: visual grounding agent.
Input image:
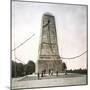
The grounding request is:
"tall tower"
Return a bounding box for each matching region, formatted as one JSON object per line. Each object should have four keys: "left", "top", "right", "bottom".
{"left": 38, "top": 13, "right": 62, "bottom": 73}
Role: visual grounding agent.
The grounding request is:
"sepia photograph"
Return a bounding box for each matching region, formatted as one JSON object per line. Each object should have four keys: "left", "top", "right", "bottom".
{"left": 11, "top": 0, "right": 88, "bottom": 89}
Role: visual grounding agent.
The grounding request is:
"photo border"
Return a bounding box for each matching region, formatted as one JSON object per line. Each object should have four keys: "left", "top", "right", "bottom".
{"left": 10, "top": 0, "right": 88, "bottom": 89}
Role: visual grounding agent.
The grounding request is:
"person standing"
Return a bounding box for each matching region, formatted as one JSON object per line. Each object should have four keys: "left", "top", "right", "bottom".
{"left": 37, "top": 72, "right": 40, "bottom": 79}
{"left": 41, "top": 71, "right": 43, "bottom": 77}
{"left": 56, "top": 71, "right": 58, "bottom": 77}
{"left": 49, "top": 69, "right": 51, "bottom": 75}
{"left": 51, "top": 69, "right": 53, "bottom": 76}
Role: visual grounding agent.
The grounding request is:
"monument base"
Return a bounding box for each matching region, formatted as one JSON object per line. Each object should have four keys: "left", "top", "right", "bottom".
{"left": 38, "top": 60, "right": 63, "bottom": 74}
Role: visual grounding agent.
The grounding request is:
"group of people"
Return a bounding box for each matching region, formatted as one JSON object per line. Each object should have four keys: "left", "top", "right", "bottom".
{"left": 49, "top": 69, "right": 53, "bottom": 75}
{"left": 37, "top": 69, "right": 59, "bottom": 79}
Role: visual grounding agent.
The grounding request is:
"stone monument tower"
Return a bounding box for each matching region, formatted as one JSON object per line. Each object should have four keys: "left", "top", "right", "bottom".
{"left": 38, "top": 13, "right": 63, "bottom": 74}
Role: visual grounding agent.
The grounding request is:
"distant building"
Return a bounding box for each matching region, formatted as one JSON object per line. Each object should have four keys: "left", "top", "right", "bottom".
{"left": 37, "top": 13, "right": 63, "bottom": 74}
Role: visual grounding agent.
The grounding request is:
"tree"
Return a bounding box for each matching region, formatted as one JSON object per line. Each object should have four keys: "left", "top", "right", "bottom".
{"left": 12, "top": 60, "right": 24, "bottom": 77}
{"left": 24, "top": 61, "right": 35, "bottom": 75}
{"left": 16, "top": 63, "right": 24, "bottom": 77}
{"left": 62, "top": 62, "right": 67, "bottom": 71}
{"left": 12, "top": 60, "right": 16, "bottom": 77}
{"left": 62, "top": 62, "right": 67, "bottom": 75}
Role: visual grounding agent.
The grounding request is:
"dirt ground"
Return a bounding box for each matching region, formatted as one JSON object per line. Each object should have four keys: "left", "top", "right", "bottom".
{"left": 11, "top": 73, "right": 87, "bottom": 89}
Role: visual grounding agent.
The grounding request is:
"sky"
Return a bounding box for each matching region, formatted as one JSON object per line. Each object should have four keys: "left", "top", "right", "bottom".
{"left": 12, "top": 0, "right": 87, "bottom": 70}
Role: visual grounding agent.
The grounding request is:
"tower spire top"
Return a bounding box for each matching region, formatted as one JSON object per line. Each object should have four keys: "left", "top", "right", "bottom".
{"left": 43, "top": 12, "right": 54, "bottom": 16}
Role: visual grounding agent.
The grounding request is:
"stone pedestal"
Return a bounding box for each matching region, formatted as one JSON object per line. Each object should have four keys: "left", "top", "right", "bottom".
{"left": 38, "top": 60, "right": 62, "bottom": 73}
